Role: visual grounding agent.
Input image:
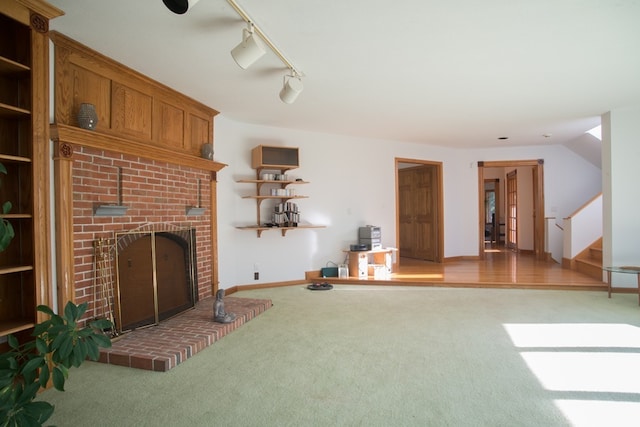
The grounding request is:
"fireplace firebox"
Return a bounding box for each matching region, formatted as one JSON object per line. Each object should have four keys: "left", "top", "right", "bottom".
{"left": 114, "top": 225, "right": 197, "bottom": 332}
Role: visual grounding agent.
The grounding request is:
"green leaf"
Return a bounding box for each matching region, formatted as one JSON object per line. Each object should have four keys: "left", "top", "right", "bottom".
{"left": 20, "top": 356, "right": 44, "bottom": 375}
{"left": 63, "top": 301, "right": 78, "bottom": 323}
{"left": 49, "top": 315, "right": 64, "bottom": 326}
{"left": 47, "top": 323, "right": 66, "bottom": 335}
{"left": 21, "top": 366, "right": 37, "bottom": 386}
{"left": 0, "top": 220, "right": 15, "bottom": 252}
{"left": 23, "top": 400, "right": 55, "bottom": 425}
{"left": 57, "top": 334, "right": 74, "bottom": 361}
{"left": 36, "top": 305, "right": 54, "bottom": 316}
{"left": 16, "top": 382, "right": 40, "bottom": 406}
{"left": 34, "top": 337, "right": 48, "bottom": 355}
{"left": 32, "top": 320, "right": 51, "bottom": 337}
{"left": 86, "top": 340, "right": 99, "bottom": 361}
{"left": 78, "top": 328, "right": 93, "bottom": 338}
{"left": 90, "top": 333, "right": 112, "bottom": 349}
{"left": 75, "top": 302, "right": 89, "bottom": 320}
{"left": 6, "top": 356, "right": 18, "bottom": 371}
{"left": 7, "top": 335, "right": 18, "bottom": 350}
{"left": 38, "top": 362, "right": 50, "bottom": 388}
{"left": 90, "top": 318, "right": 114, "bottom": 331}
{"left": 70, "top": 342, "right": 86, "bottom": 367}
{"left": 52, "top": 366, "right": 67, "bottom": 392}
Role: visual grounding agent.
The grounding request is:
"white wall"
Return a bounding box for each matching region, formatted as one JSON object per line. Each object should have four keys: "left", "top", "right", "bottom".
{"left": 563, "top": 194, "right": 603, "bottom": 259}
{"left": 602, "top": 105, "right": 640, "bottom": 287}
{"left": 214, "top": 116, "right": 602, "bottom": 289}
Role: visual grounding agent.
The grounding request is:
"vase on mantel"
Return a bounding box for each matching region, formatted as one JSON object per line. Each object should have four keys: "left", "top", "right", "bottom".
{"left": 77, "top": 103, "right": 98, "bottom": 130}
{"left": 201, "top": 143, "right": 214, "bottom": 160}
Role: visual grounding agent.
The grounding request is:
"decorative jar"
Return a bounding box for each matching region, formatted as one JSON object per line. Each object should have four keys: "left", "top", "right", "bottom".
{"left": 77, "top": 103, "right": 98, "bottom": 130}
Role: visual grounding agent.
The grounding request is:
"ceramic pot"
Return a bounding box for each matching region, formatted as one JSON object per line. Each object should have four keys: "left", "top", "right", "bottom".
{"left": 77, "top": 103, "right": 98, "bottom": 130}
{"left": 201, "top": 143, "right": 214, "bottom": 160}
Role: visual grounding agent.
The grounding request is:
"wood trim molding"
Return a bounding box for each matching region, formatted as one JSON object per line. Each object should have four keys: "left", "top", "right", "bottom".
{"left": 51, "top": 124, "right": 227, "bottom": 174}
{"left": 16, "top": 0, "right": 64, "bottom": 19}
{"left": 32, "top": 25, "right": 54, "bottom": 321}
{"left": 1, "top": 0, "right": 63, "bottom": 25}
{"left": 53, "top": 141, "right": 75, "bottom": 308}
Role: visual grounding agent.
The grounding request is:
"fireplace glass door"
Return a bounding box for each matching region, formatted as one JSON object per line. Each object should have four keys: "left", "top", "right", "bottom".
{"left": 116, "top": 228, "right": 196, "bottom": 332}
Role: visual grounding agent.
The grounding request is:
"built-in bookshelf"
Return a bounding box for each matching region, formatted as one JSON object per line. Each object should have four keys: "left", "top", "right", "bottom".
{"left": 0, "top": 0, "right": 62, "bottom": 338}
{"left": 236, "top": 145, "right": 324, "bottom": 237}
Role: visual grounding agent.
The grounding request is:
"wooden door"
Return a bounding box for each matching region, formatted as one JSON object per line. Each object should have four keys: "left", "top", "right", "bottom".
{"left": 398, "top": 169, "right": 415, "bottom": 258}
{"left": 507, "top": 170, "right": 518, "bottom": 249}
{"left": 399, "top": 165, "right": 438, "bottom": 261}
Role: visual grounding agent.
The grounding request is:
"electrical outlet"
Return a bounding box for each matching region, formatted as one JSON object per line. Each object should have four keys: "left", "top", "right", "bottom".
{"left": 254, "top": 272, "right": 259, "bottom": 280}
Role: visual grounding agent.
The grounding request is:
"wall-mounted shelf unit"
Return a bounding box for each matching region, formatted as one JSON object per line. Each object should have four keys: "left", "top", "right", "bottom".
{"left": 236, "top": 146, "right": 324, "bottom": 237}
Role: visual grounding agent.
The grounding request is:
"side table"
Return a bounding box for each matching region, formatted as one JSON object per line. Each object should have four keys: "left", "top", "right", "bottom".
{"left": 603, "top": 266, "right": 640, "bottom": 305}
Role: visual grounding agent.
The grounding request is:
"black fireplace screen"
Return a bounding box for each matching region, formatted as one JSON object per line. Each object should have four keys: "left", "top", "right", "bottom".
{"left": 114, "top": 225, "right": 197, "bottom": 332}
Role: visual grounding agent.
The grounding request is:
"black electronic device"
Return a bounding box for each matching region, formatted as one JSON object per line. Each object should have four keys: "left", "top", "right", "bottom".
{"left": 350, "top": 244, "right": 368, "bottom": 251}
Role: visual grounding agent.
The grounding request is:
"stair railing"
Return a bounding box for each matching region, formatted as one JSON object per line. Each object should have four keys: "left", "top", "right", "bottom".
{"left": 562, "top": 193, "right": 602, "bottom": 260}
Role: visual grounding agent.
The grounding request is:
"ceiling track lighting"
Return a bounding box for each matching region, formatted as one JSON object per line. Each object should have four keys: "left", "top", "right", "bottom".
{"left": 162, "top": 0, "right": 200, "bottom": 15}
{"left": 230, "top": 24, "right": 266, "bottom": 69}
{"left": 226, "top": 0, "right": 302, "bottom": 75}
{"left": 226, "top": 0, "right": 304, "bottom": 104}
{"left": 162, "top": 0, "right": 304, "bottom": 103}
{"left": 280, "top": 70, "right": 304, "bottom": 104}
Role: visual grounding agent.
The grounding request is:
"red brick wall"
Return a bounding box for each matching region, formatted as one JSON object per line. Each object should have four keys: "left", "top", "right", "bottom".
{"left": 72, "top": 145, "right": 213, "bottom": 322}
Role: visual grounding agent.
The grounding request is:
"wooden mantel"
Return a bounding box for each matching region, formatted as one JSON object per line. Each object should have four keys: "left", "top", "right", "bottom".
{"left": 51, "top": 123, "right": 227, "bottom": 173}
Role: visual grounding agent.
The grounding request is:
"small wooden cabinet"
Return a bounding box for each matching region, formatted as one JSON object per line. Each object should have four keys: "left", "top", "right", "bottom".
{"left": 237, "top": 146, "right": 324, "bottom": 237}
{"left": 0, "top": 0, "right": 62, "bottom": 337}
{"left": 251, "top": 145, "right": 299, "bottom": 169}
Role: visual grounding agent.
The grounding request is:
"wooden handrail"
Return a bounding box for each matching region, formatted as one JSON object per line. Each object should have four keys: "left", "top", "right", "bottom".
{"left": 564, "top": 192, "right": 602, "bottom": 220}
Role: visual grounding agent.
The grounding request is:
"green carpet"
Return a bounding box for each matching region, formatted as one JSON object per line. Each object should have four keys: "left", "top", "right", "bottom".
{"left": 39, "top": 285, "right": 640, "bottom": 426}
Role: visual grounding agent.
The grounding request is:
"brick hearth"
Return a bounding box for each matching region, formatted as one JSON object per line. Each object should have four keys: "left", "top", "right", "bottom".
{"left": 98, "top": 296, "right": 272, "bottom": 372}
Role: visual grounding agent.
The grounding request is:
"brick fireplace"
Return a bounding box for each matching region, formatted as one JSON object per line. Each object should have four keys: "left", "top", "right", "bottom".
{"left": 50, "top": 32, "right": 227, "bottom": 322}
{"left": 44, "top": 33, "right": 270, "bottom": 370}
{"left": 72, "top": 145, "right": 214, "bottom": 327}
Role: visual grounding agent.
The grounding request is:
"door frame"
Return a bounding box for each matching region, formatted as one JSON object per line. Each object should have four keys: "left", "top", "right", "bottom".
{"left": 395, "top": 158, "right": 444, "bottom": 263}
{"left": 477, "top": 159, "right": 545, "bottom": 260}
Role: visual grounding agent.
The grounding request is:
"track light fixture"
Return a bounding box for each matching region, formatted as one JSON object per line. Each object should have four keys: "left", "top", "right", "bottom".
{"left": 163, "top": 0, "right": 305, "bottom": 103}
{"left": 279, "top": 71, "right": 304, "bottom": 104}
{"left": 162, "top": 0, "right": 201, "bottom": 14}
{"left": 230, "top": 24, "right": 266, "bottom": 69}
{"left": 226, "top": 0, "right": 304, "bottom": 103}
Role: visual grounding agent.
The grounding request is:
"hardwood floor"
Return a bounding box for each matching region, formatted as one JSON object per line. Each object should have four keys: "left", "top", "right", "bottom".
{"left": 318, "top": 246, "right": 607, "bottom": 292}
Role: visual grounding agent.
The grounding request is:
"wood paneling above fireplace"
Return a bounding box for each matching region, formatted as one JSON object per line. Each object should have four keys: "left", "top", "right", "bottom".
{"left": 50, "top": 31, "right": 218, "bottom": 158}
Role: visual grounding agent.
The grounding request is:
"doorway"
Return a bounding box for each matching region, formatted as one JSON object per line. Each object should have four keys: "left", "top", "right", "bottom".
{"left": 396, "top": 158, "right": 444, "bottom": 262}
{"left": 477, "top": 160, "right": 545, "bottom": 260}
{"left": 484, "top": 178, "right": 501, "bottom": 245}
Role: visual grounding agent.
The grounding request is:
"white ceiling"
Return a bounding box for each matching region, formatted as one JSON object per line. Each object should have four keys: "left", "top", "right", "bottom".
{"left": 47, "top": 0, "right": 640, "bottom": 149}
